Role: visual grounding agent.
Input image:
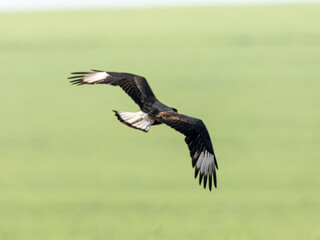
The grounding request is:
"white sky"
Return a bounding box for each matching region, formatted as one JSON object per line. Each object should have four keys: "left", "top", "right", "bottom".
{"left": 0, "top": 0, "right": 319, "bottom": 12}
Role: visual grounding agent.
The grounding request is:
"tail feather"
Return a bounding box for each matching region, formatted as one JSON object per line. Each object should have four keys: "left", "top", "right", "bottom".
{"left": 113, "top": 110, "right": 152, "bottom": 132}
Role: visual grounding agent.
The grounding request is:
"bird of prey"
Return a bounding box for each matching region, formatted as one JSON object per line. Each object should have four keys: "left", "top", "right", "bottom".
{"left": 69, "top": 70, "right": 218, "bottom": 190}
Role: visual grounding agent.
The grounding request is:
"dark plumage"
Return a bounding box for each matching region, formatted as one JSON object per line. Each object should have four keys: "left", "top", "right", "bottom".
{"left": 69, "top": 70, "right": 218, "bottom": 191}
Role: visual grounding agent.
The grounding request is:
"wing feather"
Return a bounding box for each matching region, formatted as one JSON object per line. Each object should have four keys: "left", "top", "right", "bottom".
{"left": 157, "top": 111, "right": 218, "bottom": 191}
{"left": 68, "top": 70, "right": 156, "bottom": 109}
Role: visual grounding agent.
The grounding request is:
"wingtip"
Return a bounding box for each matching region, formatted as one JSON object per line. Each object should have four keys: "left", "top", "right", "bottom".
{"left": 69, "top": 79, "right": 85, "bottom": 86}
{"left": 209, "top": 175, "right": 212, "bottom": 190}
{"left": 68, "top": 75, "right": 83, "bottom": 79}
{"left": 71, "top": 71, "right": 89, "bottom": 74}
{"left": 203, "top": 175, "right": 207, "bottom": 189}
{"left": 199, "top": 173, "right": 203, "bottom": 185}
{"left": 194, "top": 168, "right": 199, "bottom": 179}
{"left": 215, "top": 157, "right": 219, "bottom": 170}
{"left": 213, "top": 171, "right": 217, "bottom": 188}
{"left": 195, "top": 170, "right": 217, "bottom": 191}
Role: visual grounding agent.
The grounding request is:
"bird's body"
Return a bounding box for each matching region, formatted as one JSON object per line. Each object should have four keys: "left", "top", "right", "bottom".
{"left": 69, "top": 70, "right": 218, "bottom": 191}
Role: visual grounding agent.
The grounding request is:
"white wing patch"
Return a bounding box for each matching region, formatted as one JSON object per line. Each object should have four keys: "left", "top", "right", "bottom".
{"left": 82, "top": 71, "right": 109, "bottom": 83}
{"left": 196, "top": 150, "right": 215, "bottom": 176}
{"left": 114, "top": 111, "right": 152, "bottom": 132}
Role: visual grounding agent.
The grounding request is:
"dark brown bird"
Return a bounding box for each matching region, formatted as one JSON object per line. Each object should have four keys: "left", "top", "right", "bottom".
{"left": 69, "top": 70, "right": 218, "bottom": 190}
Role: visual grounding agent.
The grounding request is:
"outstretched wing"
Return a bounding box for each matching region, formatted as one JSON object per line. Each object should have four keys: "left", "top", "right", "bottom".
{"left": 68, "top": 70, "right": 156, "bottom": 109}
{"left": 157, "top": 111, "right": 218, "bottom": 191}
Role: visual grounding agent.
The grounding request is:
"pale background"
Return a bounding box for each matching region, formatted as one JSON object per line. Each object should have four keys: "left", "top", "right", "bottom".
{"left": 1, "top": 0, "right": 320, "bottom": 11}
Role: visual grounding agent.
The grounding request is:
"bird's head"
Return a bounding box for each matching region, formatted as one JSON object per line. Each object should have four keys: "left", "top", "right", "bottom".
{"left": 171, "top": 107, "right": 178, "bottom": 113}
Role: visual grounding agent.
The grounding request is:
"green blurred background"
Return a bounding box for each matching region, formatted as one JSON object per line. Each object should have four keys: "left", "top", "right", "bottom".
{"left": 1, "top": 4, "right": 320, "bottom": 240}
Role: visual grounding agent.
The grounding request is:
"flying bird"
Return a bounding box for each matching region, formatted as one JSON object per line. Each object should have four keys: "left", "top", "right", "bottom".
{"left": 69, "top": 70, "right": 218, "bottom": 190}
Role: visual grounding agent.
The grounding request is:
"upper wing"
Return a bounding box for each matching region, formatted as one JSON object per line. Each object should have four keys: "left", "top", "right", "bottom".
{"left": 68, "top": 70, "right": 156, "bottom": 109}
{"left": 157, "top": 111, "right": 218, "bottom": 191}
